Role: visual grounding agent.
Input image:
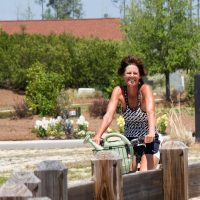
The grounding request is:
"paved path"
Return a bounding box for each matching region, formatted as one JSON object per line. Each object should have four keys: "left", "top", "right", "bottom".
{"left": 0, "top": 139, "right": 86, "bottom": 149}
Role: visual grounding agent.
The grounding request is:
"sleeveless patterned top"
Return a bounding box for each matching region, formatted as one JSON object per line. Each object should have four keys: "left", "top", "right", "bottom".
{"left": 122, "top": 86, "right": 149, "bottom": 138}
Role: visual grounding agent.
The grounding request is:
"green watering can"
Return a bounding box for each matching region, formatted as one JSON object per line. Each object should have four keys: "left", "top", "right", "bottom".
{"left": 84, "top": 133, "right": 134, "bottom": 174}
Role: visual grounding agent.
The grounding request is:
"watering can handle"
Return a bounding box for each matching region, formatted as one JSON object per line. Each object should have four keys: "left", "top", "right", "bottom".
{"left": 103, "top": 133, "right": 134, "bottom": 160}
{"left": 103, "top": 133, "right": 131, "bottom": 144}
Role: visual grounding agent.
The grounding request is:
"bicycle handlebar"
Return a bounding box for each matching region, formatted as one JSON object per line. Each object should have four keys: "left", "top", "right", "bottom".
{"left": 130, "top": 137, "right": 146, "bottom": 148}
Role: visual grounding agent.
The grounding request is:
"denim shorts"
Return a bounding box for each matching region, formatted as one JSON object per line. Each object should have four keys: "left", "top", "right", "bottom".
{"left": 127, "top": 133, "right": 161, "bottom": 162}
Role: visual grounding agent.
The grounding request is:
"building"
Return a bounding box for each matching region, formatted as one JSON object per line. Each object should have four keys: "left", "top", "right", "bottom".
{"left": 0, "top": 18, "right": 123, "bottom": 41}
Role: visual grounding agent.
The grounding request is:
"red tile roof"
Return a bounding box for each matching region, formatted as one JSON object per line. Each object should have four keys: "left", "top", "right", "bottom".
{"left": 0, "top": 18, "right": 124, "bottom": 41}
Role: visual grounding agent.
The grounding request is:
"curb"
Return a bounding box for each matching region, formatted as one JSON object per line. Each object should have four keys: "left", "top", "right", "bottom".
{"left": 0, "top": 139, "right": 88, "bottom": 150}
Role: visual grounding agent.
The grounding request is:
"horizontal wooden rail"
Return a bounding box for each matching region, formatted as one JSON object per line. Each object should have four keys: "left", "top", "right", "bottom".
{"left": 68, "top": 181, "right": 94, "bottom": 200}
{"left": 123, "top": 169, "right": 163, "bottom": 199}
{"left": 188, "top": 162, "right": 200, "bottom": 198}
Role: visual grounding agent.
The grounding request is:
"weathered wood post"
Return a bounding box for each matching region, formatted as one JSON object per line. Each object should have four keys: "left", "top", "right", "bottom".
{"left": 161, "top": 140, "right": 188, "bottom": 200}
{"left": 34, "top": 160, "right": 67, "bottom": 200}
{"left": 91, "top": 151, "right": 123, "bottom": 200}
{"left": 0, "top": 182, "right": 32, "bottom": 199}
{"left": 7, "top": 172, "right": 41, "bottom": 197}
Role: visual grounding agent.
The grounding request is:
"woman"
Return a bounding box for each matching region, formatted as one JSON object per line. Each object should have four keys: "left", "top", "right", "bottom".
{"left": 93, "top": 55, "right": 161, "bottom": 172}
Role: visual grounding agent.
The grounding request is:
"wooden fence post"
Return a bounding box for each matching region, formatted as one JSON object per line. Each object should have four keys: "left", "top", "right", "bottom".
{"left": 34, "top": 160, "right": 67, "bottom": 200}
{"left": 7, "top": 172, "right": 41, "bottom": 197}
{"left": 91, "top": 151, "right": 123, "bottom": 200}
{"left": 0, "top": 182, "right": 32, "bottom": 199}
{"left": 161, "top": 140, "right": 188, "bottom": 200}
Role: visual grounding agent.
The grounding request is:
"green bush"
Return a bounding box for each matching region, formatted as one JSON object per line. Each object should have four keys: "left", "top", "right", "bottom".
{"left": 156, "top": 114, "right": 168, "bottom": 134}
{"left": 0, "top": 31, "right": 123, "bottom": 95}
{"left": 25, "top": 62, "right": 64, "bottom": 115}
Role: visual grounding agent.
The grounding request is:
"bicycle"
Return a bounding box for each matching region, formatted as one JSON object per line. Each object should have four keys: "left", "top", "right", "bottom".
{"left": 84, "top": 133, "right": 146, "bottom": 174}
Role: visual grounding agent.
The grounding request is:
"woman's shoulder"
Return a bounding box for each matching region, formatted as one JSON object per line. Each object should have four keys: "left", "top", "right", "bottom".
{"left": 113, "top": 85, "right": 124, "bottom": 92}
{"left": 140, "top": 83, "right": 153, "bottom": 95}
{"left": 140, "top": 83, "right": 152, "bottom": 91}
{"left": 112, "top": 86, "right": 124, "bottom": 96}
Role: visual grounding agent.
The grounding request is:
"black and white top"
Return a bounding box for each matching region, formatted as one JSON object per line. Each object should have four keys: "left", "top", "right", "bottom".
{"left": 122, "top": 86, "right": 149, "bottom": 138}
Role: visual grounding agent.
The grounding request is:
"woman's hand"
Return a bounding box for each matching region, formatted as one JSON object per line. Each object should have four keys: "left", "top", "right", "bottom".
{"left": 144, "top": 134, "right": 155, "bottom": 143}
{"left": 93, "top": 135, "right": 101, "bottom": 144}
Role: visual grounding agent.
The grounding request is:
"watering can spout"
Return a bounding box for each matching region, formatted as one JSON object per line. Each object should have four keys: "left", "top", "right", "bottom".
{"left": 83, "top": 134, "right": 104, "bottom": 151}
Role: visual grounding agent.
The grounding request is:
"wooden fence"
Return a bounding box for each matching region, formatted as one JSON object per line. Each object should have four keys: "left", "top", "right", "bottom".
{"left": 0, "top": 140, "right": 200, "bottom": 200}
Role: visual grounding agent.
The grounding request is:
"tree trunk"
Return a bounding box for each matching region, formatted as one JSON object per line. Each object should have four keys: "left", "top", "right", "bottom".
{"left": 165, "top": 70, "right": 170, "bottom": 101}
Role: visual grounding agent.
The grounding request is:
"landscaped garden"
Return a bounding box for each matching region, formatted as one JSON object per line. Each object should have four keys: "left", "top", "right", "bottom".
{"left": 0, "top": 85, "right": 198, "bottom": 186}
{"left": 0, "top": 1, "right": 200, "bottom": 190}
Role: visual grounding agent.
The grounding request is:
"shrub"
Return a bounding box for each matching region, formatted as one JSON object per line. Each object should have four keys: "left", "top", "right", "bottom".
{"left": 116, "top": 115, "right": 125, "bottom": 133}
{"left": 12, "top": 99, "right": 30, "bottom": 118}
{"left": 89, "top": 98, "right": 109, "bottom": 118}
{"left": 25, "top": 62, "right": 64, "bottom": 116}
{"left": 168, "top": 107, "right": 195, "bottom": 146}
{"left": 156, "top": 114, "right": 168, "bottom": 134}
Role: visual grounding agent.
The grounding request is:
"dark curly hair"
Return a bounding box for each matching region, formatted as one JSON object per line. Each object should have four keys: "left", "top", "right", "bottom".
{"left": 118, "top": 55, "right": 147, "bottom": 77}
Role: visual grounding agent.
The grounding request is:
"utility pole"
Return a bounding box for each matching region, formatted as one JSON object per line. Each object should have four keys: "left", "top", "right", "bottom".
{"left": 35, "top": 0, "right": 45, "bottom": 20}
{"left": 41, "top": 0, "right": 44, "bottom": 19}
{"left": 198, "top": 0, "right": 200, "bottom": 27}
{"left": 123, "top": 0, "right": 126, "bottom": 19}
{"left": 72, "top": 0, "right": 75, "bottom": 19}
{"left": 112, "top": 0, "right": 126, "bottom": 18}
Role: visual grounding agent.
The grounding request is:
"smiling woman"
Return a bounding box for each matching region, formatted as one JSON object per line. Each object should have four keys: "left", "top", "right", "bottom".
{"left": 93, "top": 55, "right": 162, "bottom": 172}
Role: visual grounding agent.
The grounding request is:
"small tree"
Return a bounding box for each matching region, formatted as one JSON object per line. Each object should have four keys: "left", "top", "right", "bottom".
{"left": 25, "top": 62, "right": 64, "bottom": 115}
{"left": 46, "top": 0, "right": 83, "bottom": 19}
{"left": 122, "top": 0, "right": 200, "bottom": 100}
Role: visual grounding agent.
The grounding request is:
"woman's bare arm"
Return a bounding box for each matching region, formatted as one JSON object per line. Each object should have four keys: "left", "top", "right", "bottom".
{"left": 93, "top": 86, "right": 121, "bottom": 144}
{"left": 141, "top": 84, "right": 156, "bottom": 143}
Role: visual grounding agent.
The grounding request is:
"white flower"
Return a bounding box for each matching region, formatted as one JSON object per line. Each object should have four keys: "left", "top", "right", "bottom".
{"left": 76, "top": 115, "right": 89, "bottom": 126}
{"left": 35, "top": 116, "right": 63, "bottom": 131}
{"left": 34, "top": 120, "right": 43, "bottom": 129}
{"left": 77, "top": 115, "right": 86, "bottom": 125}
{"left": 56, "top": 116, "right": 62, "bottom": 122}
{"left": 41, "top": 118, "right": 49, "bottom": 130}
{"left": 84, "top": 121, "right": 89, "bottom": 127}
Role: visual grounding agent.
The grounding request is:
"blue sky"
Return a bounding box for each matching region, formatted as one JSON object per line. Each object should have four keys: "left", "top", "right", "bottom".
{"left": 0, "top": 0, "right": 126, "bottom": 20}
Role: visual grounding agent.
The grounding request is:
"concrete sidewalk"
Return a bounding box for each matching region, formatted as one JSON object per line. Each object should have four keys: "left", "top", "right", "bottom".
{"left": 0, "top": 139, "right": 88, "bottom": 150}
{"left": 0, "top": 135, "right": 170, "bottom": 150}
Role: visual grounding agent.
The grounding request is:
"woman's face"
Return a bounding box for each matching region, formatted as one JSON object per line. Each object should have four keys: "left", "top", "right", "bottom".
{"left": 123, "top": 64, "right": 141, "bottom": 86}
